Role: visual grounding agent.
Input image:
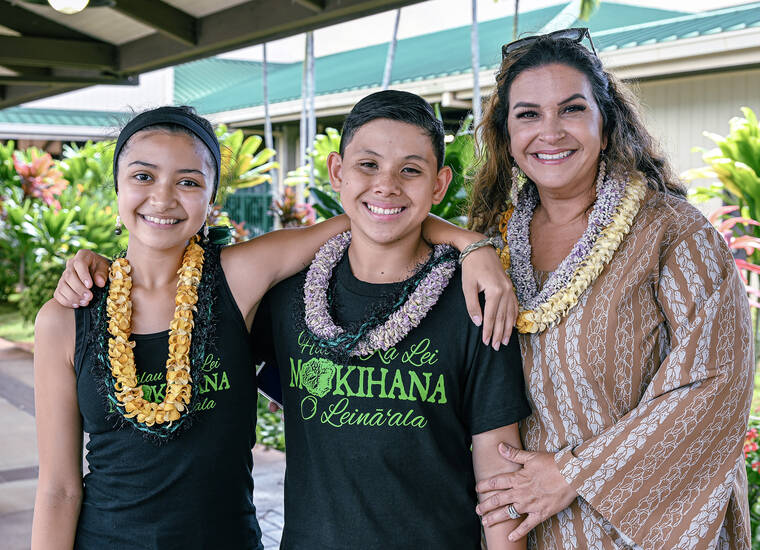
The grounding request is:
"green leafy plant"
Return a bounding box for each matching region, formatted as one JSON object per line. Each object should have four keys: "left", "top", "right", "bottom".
{"left": 18, "top": 260, "right": 64, "bottom": 324}
{"left": 433, "top": 115, "right": 474, "bottom": 226}
{"left": 284, "top": 127, "right": 343, "bottom": 220}
{"left": 686, "top": 107, "right": 760, "bottom": 260}
{"left": 216, "top": 125, "right": 279, "bottom": 206}
{"left": 0, "top": 140, "right": 17, "bottom": 197}
{"left": 72, "top": 195, "right": 127, "bottom": 257}
{"left": 256, "top": 394, "right": 285, "bottom": 451}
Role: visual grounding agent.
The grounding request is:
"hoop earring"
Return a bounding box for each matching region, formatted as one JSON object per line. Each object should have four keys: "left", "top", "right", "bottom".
{"left": 510, "top": 165, "right": 527, "bottom": 205}
{"left": 114, "top": 215, "right": 122, "bottom": 236}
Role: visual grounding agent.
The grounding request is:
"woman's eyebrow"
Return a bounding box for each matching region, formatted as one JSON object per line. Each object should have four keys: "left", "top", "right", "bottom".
{"left": 512, "top": 94, "right": 587, "bottom": 111}
{"left": 558, "top": 93, "right": 586, "bottom": 105}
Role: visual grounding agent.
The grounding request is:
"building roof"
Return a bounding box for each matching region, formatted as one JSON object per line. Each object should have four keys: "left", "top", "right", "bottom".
{"left": 183, "top": 1, "right": 690, "bottom": 115}
{"left": 0, "top": 106, "right": 124, "bottom": 127}
{"left": 593, "top": 2, "right": 760, "bottom": 51}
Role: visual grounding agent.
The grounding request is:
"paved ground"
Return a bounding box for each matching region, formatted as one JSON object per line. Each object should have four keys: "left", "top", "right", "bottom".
{"left": 0, "top": 338, "right": 285, "bottom": 549}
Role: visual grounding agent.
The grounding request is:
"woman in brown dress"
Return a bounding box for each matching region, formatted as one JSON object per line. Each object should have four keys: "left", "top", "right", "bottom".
{"left": 471, "top": 29, "right": 753, "bottom": 549}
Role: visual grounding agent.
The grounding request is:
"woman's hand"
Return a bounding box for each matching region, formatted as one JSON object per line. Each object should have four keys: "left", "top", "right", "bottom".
{"left": 53, "top": 250, "right": 110, "bottom": 308}
{"left": 461, "top": 247, "right": 516, "bottom": 350}
{"left": 475, "top": 444, "right": 578, "bottom": 542}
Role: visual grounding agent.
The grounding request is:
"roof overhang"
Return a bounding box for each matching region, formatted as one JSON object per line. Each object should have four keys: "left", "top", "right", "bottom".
{"left": 0, "top": 0, "right": 425, "bottom": 109}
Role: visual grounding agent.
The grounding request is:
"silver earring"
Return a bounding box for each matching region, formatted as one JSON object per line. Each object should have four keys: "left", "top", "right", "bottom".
{"left": 114, "top": 215, "right": 122, "bottom": 236}
{"left": 510, "top": 165, "right": 527, "bottom": 205}
{"left": 203, "top": 223, "right": 209, "bottom": 242}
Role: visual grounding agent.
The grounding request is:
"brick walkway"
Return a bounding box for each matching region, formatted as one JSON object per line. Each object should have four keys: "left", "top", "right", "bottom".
{"left": 0, "top": 338, "right": 285, "bottom": 549}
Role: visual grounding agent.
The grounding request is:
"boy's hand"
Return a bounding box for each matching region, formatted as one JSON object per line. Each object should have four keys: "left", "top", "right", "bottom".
{"left": 461, "top": 247, "right": 517, "bottom": 350}
{"left": 53, "top": 250, "right": 110, "bottom": 308}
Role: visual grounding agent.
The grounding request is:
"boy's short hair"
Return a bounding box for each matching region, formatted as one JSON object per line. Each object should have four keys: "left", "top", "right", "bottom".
{"left": 339, "top": 90, "right": 446, "bottom": 170}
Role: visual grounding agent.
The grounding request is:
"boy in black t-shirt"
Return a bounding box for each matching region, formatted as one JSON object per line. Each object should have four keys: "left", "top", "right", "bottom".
{"left": 253, "top": 90, "right": 529, "bottom": 550}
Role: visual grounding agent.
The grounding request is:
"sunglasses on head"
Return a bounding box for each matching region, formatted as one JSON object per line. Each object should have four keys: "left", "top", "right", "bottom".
{"left": 501, "top": 27, "right": 597, "bottom": 58}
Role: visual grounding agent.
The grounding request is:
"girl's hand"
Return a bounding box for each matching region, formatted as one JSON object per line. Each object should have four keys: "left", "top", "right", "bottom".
{"left": 475, "top": 444, "right": 578, "bottom": 542}
{"left": 461, "top": 247, "right": 516, "bottom": 350}
{"left": 53, "top": 250, "right": 110, "bottom": 308}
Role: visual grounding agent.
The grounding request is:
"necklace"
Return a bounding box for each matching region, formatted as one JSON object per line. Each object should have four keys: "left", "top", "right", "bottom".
{"left": 105, "top": 235, "right": 204, "bottom": 429}
{"left": 499, "top": 165, "right": 647, "bottom": 333}
{"left": 303, "top": 232, "right": 457, "bottom": 358}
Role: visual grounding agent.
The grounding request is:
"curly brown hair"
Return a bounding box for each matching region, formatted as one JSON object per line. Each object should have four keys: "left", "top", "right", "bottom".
{"left": 467, "top": 36, "right": 685, "bottom": 233}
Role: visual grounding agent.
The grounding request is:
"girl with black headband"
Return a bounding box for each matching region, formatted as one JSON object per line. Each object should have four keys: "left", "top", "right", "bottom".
{"left": 31, "top": 105, "right": 514, "bottom": 549}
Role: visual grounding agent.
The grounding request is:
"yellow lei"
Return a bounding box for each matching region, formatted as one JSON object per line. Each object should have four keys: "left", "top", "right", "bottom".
{"left": 106, "top": 236, "right": 204, "bottom": 426}
{"left": 499, "top": 176, "right": 647, "bottom": 334}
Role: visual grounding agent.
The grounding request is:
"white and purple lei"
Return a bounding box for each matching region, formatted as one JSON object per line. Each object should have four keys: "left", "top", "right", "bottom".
{"left": 303, "top": 232, "right": 457, "bottom": 357}
{"left": 507, "top": 161, "right": 626, "bottom": 310}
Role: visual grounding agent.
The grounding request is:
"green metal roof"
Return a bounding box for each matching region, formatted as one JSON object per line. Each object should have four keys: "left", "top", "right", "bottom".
{"left": 0, "top": 106, "right": 125, "bottom": 127}
{"left": 173, "top": 57, "right": 291, "bottom": 105}
{"left": 184, "top": 1, "right": 690, "bottom": 114}
{"left": 593, "top": 2, "right": 760, "bottom": 51}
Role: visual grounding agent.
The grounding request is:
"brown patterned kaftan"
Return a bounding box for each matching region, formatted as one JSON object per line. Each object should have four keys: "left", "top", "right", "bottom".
{"left": 517, "top": 191, "right": 753, "bottom": 550}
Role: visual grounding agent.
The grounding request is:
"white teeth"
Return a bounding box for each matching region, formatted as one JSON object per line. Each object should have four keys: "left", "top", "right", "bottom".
{"left": 536, "top": 150, "right": 572, "bottom": 160}
{"left": 144, "top": 215, "right": 179, "bottom": 225}
{"left": 366, "top": 204, "right": 403, "bottom": 215}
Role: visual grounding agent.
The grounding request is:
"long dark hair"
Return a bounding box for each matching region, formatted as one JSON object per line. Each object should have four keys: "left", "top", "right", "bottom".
{"left": 468, "top": 36, "right": 685, "bottom": 233}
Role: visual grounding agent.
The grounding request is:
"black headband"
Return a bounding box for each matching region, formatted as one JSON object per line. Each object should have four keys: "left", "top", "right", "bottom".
{"left": 113, "top": 107, "right": 221, "bottom": 199}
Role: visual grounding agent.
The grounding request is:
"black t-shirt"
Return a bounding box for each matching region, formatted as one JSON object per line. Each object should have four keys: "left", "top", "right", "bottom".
{"left": 73, "top": 247, "right": 262, "bottom": 550}
{"left": 253, "top": 251, "right": 530, "bottom": 550}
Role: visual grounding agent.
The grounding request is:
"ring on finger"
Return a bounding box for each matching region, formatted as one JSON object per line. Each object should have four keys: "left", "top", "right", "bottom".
{"left": 506, "top": 504, "right": 521, "bottom": 519}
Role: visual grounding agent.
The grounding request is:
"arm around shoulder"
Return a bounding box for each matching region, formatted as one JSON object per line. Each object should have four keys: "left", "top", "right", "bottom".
{"left": 31, "top": 300, "right": 83, "bottom": 550}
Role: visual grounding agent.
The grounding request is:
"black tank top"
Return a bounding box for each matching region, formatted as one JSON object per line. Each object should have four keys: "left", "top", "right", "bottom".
{"left": 73, "top": 246, "right": 263, "bottom": 550}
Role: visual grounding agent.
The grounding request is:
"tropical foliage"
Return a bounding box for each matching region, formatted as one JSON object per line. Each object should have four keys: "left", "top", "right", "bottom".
{"left": 216, "top": 124, "right": 279, "bottom": 206}
{"left": 283, "top": 127, "right": 343, "bottom": 220}
{"left": 709, "top": 205, "right": 760, "bottom": 309}
{"left": 687, "top": 107, "right": 760, "bottom": 261}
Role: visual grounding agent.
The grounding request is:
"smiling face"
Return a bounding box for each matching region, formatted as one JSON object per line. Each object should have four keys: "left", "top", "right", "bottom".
{"left": 328, "top": 118, "right": 451, "bottom": 248}
{"left": 116, "top": 129, "right": 215, "bottom": 252}
{"left": 507, "top": 63, "right": 607, "bottom": 197}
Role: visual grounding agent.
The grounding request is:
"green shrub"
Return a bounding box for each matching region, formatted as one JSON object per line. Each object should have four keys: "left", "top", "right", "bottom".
{"left": 686, "top": 107, "right": 760, "bottom": 262}
{"left": 256, "top": 394, "right": 285, "bottom": 451}
{"left": 19, "top": 261, "right": 64, "bottom": 324}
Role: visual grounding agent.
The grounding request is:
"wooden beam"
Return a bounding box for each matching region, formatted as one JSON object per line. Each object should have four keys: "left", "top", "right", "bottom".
{"left": 293, "top": 0, "right": 327, "bottom": 12}
{"left": 0, "top": 84, "right": 86, "bottom": 110}
{"left": 0, "top": 2, "right": 93, "bottom": 40}
{"left": 0, "top": 36, "right": 117, "bottom": 70}
{"left": 0, "top": 73, "right": 137, "bottom": 86}
{"left": 118, "top": 0, "right": 424, "bottom": 73}
{"left": 111, "top": 0, "right": 198, "bottom": 46}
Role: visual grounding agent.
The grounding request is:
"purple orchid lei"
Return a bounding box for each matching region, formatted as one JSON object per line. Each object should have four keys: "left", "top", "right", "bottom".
{"left": 507, "top": 161, "right": 627, "bottom": 310}
{"left": 303, "top": 231, "right": 457, "bottom": 357}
